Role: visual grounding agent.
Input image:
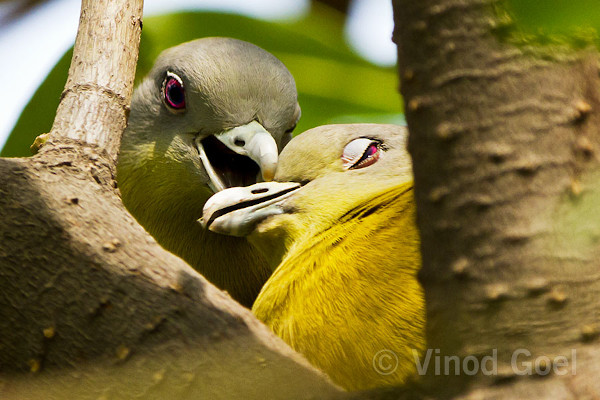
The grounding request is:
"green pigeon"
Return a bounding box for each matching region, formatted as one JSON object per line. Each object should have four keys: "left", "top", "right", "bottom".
{"left": 117, "top": 37, "right": 300, "bottom": 307}
{"left": 201, "top": 124, "right": 424, "bottom": 390}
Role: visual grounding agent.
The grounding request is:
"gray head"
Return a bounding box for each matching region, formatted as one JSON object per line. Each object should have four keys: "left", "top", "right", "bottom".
{"left": 117, "top": 38, "right": 300, "bottom": 270}
{"left": 118, "top": 37, "right": 300, "bottom": 228}
{"left": 120, "top": 37, "right": 300, "bottom": 196}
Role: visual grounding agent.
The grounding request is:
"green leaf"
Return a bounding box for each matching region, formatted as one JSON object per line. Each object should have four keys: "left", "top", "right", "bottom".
{"left": 2, "top": 8, "right": 402, "bottom": 157}
{"left": 2, "top": 49, "right": 73, "bottom": 157}
{"left": 507, "top": 0, "right": 600, "bottom": 31}
{"left": 498, "top": 0, "right": 600, "bottom": 49}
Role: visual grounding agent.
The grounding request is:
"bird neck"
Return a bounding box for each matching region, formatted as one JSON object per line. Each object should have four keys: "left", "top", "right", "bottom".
{"left": 117, "top": 145, "right": 271, "bottom": 307}
{"left": 131, "top": 194, "right": 271, "bottom": 307}
{"left": 166, "top": 212, "right": 271, "bottom": 307}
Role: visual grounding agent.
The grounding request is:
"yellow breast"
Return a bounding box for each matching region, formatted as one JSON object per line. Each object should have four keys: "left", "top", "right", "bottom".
{"left": 252, "top": 182, "right": 424, "bottom": 390}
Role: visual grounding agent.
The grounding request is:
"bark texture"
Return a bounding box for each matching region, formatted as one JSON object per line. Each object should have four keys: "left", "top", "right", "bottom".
{"left": 0, "top": 142, "right": 342, "bottom": 399}
{"left": 50, "top": 0, "right": 142, "bottom": 163}
{"left": 0, "top": 0, "right": 343, "bottom": 397}
{"left": 393, "top": 0, "right": 600, "bottom": 398}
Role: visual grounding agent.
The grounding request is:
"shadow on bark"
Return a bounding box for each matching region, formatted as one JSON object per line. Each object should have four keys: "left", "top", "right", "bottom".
{"left": 0, "top": 140, "right": 343, "bottom": 399}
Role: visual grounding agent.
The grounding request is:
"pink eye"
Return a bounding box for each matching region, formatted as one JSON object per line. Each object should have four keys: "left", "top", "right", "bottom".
{"left": 354, "top": 143, "right": 380, "bottom": 169}
{"left": 162, "top": 72, "right": 186, "bottom": 112}
{"left": 341, "top": 138, "right": 382, "bottom": 170}
{"left": 366, "top": 143, "right": 377, "bottom": 157}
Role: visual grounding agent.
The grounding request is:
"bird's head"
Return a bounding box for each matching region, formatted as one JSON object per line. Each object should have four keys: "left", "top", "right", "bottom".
{"left": 118, "top": 37, "right": 300, "bottom": 232}
{"left": 201, "top": 124, "right": 412, "bottom": 267}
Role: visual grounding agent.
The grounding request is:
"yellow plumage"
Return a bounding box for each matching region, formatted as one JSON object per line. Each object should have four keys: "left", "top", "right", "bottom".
{"left": 253, "top": 182, "right": 423, "bottom": 390}
{"left": 202, "top": 124, "right": 425, "bottom": 390}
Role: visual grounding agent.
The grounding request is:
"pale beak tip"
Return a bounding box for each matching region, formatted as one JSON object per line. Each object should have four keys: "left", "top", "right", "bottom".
{"left": 262, "top": 169, "right": 275, "bottom": 182}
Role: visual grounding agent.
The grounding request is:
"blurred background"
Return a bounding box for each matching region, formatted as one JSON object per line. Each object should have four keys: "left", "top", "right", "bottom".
{"left": 0, "top": 0, "right": 402, "bottom": 156}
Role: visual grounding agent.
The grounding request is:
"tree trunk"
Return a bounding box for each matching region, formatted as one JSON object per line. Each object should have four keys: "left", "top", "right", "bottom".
{"left": 0, "top": 1, "right": 341, "bottom": 398}
{"left": 393, "top": 0, "right": 600, "bottom": 398}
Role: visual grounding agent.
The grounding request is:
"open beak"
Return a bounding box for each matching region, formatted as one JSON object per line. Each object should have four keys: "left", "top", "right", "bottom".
{"left": 195, "top": 121, "right": 279, "bottom": 193}
{"left": 199, "top": 181, "right": 301, "bottom": 236}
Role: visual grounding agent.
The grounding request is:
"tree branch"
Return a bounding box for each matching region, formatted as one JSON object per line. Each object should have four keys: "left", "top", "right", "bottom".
{"left": 49, "top": 0, "right": 142, "bottom": 163}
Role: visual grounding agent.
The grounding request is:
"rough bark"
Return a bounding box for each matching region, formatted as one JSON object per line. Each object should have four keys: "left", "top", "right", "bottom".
{"left": 0, "top": 0, "right": 342, "bottom": 398}
{"left": 393, "top": 0, "right": 600, "bottom": 398}
{"left": 49, "top": 0, "right": 141, "bottom": 163}
{"left": 0, "top": 142, "right": 341, "bottom": 399}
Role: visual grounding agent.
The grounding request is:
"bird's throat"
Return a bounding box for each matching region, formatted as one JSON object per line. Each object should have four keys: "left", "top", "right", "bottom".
{"left": 198, "top": 135, "right": 261, "bottom": 190}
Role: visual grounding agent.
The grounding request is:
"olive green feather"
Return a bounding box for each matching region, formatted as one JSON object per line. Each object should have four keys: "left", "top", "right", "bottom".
{"left": 118, "top": 37, "right": 300, "bottom": 306}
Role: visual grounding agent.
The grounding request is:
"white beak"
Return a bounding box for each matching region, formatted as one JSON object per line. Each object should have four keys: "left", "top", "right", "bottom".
{"left": 196, "top": 121, "right": 279, "bottom": 193}
{"left": 199, "top": 181, "right": 301, "bottom": 236}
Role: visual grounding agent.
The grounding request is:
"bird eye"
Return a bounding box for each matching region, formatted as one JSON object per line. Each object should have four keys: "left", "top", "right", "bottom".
{"left": 162, "top": 72, "right": 186, "bottom": 112}
{"left": 341, "top": 138, "right": 382, "bottom": 170}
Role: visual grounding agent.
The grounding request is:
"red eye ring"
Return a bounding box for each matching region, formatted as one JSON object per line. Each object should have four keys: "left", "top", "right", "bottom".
{"left": 352, "top": 143, "right": 380, "bottom": 169}
{"left": 341, "top": 138, "right": 383, "bottom": 170}
{"left": 162, "top": 72, "right": 186, "bottom": 112}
